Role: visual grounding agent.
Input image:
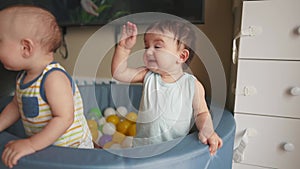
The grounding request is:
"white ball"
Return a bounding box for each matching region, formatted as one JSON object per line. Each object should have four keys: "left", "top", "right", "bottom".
{"left": 97, "top": 117, "right": 106, "bottom": 126}
{"left": 104, "top": 107, "right": 116, "bottom": 117}
{"left": 116, "top": 106, "right": 128, "bottom": 117}
{"left": 121, "top": 136, "right": 133, "bottom": 148}
{"left": 102, "top": 122, "right": 116, "bottom": 135}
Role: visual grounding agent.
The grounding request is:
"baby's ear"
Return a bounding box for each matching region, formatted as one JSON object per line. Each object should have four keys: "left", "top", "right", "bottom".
{"left": 178, "top": 49, "right": 189, "bottom": 63}
{"left": 20, "top": 39, "right": 34, "bottom": 57}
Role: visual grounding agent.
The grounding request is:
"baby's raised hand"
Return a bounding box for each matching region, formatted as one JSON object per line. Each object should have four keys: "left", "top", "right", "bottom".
{"left": 119, "top": 22, "right": 138, "bottom": 50}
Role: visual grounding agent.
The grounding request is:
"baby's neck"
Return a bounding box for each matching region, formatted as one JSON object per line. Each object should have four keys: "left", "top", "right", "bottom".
{"left": 24, "top": 56, "right": 54, "bottom": 83}
{"left": 160, "top": 70, "right": 184, "bottom": 83}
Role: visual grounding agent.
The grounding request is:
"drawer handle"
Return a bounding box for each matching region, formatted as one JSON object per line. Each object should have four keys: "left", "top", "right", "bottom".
{"left": 243, "top": 86, "right": 257, "bottom": 96}
{"left": 283, "top": 143, "right": 295, "bottom": 152}
{"left": 290, "top": 87, "right": 300, "bottom": 96}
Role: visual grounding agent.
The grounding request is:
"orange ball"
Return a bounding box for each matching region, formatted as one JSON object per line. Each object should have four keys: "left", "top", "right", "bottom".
{"left": 106, "top": 115, "right": 120, "bottom": 126}
{"left": 127, "top": 123, "right": 136, "bottom": 136}
{"left": 116, "top": 120, "right": 131, "bottom": 134}
{"left": 126, "top": 112, "right": 138, "bottom": 123}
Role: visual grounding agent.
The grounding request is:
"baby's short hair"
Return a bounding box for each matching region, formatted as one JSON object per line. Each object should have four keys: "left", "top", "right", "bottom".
{"left": 145, "top": 20, "right": 196, "bottom": 68}
{"left": 4, "top": 5, "right": 62, "bottom": 53}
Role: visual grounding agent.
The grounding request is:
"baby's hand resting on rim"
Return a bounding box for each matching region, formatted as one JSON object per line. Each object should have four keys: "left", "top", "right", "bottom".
{"left": 118, "top": 22, "right": 138, "bottom": 50}
{"left": 199, "top": 132, "right": 223, "bottom": 156}
{"left": 2, "top": 139, "right": 36, "bottom": 168}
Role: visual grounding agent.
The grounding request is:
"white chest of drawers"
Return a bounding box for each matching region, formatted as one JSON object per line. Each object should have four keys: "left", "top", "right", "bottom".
{"left": 231, "top": 1, "right": 300, "bottom": 169}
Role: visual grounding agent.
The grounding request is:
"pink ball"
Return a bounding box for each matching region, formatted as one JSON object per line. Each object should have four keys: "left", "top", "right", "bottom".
{"left": 98, "top": 134, "right": 112, "bottom": 147}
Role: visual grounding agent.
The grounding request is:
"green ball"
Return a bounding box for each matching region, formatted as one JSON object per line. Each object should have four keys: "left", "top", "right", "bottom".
{"left": 87, "top": 107, "right": 102, "bottom": 119}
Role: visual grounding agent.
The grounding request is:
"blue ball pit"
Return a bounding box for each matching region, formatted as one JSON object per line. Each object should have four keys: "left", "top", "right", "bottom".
{"left": 0, "top": 83, "right": 235, "bottom": 169}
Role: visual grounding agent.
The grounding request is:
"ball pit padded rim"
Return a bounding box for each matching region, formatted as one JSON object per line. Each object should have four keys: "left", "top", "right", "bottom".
{"left": 0, "top": 109, "right": 235, "bottom": 169}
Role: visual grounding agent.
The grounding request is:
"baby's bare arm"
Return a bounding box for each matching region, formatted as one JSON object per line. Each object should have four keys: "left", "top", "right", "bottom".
{"left": 192, "top": 80, "right": 222, "bottom": 155}
{"left": 0, "top": 95, "right": 20, "bottom": 132}
{"left": 111, "top": 22, "right": 147, "bottom": 83}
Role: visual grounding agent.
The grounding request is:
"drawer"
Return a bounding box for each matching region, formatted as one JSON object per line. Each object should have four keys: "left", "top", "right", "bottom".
{"left": 238, "top": 1, "right": 300, "bottom": 60}
{"left": 234, "top": 114, "right": 300, "bottom": 169}
{"left": 233, "top": 163, "right": 271, "bottom": 169}
{"left": 234, "top": 60, "right": 300, "bottom": 118}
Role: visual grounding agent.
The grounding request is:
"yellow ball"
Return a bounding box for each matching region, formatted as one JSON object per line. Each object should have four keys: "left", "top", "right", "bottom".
{"left": 87, "top": 120, "right": 98, "bottom": 129}
{"left": 87, "top": 120, "right": 99, "bottom": 141}
{"left": 127, "top": 124, "right": 136, "bottom": 136}
{"left": 106, "top": 115, "right": 120, "bottom": 126}
{"left": 116, "top": 120, "right": 131, "bottom": 134}
{"left": 90, "top": 128, "right": 99, "bottom": 142}
{"left": 103, "top": 141, "right": 114, "bottom": 149}
{"left": 112, "top": 132, "right": 126, "bottom": 144}
{"left": 126, "top": 112, "right": 138, "bottom": 123}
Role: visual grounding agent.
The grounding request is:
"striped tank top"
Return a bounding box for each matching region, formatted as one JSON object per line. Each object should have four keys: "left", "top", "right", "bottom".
{"left": 16, "top": 62, "right": 93, "bottom": 148}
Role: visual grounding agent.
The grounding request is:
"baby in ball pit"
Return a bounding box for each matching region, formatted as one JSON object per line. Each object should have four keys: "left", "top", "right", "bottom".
{"left": 0, "top": 5, "right": 93, "bottom": 168}
{"left": 111, "top": 20, "right": 223, "bottom": 155}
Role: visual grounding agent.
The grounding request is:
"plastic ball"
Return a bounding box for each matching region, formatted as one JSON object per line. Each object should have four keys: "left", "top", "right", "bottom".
{"left": 97, "top": 117, "right": 106, "bottom": 132}
{"left": 98, "top": 135, "right": 112, "bottom": 147}
{"left": 121, "top": 136, "right": 133, "bottom": 148}
{"left": 87, "top": 107, "right": 102, "bottom": 120}
{"left": 97, "top": 117, "right": 106, "bottom": 126}
{"left": 98, "top": 124, "right": 104, "bottom": 133}
{"left": 116, "top": 120, "right": 131, "bottom": 134}
{"left": 103, "top": 141, "right": 114, "bottom": 149}
{"left": 102, "top": 122, "right": 116, "bottom": 135}
{"left": 126, "top": 112, "right": 138, "bottom": 123}
{"left": 87, "top": 120, "right": 99, "bottom": 141}
{"left": 116, "top": 106, "right": 128, "bottom": 117}
{"left": 106, "top": 115, "right": 120, "bottom": 126}
{"left": 87, "top": 119, "right": 98, "bottom": 129}
{"left": 104, "top": 107, "right": 116, "bottom": 117}
{"left": 96, "top": 130, "right": 103, "bottom": 143}
{"left": 90, "top": 129, "right": 98, "bottom": 142}
{"left": 127, "top": 123, "right": 136, "bottom": 136}
{"left": 112, "top": 132, "right": 126, "bottom": 144}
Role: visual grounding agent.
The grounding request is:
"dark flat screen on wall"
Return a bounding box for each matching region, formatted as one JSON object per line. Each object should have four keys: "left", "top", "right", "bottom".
{"left": 0, "top": 0, "right": 204, "bottom": 26}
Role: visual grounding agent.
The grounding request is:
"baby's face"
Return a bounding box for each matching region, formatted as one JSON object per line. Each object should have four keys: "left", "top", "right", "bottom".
{"left": 143, "top": 30, "right": 184, "bottom": 74}
{"left": 0, "top": 11, "right": 28, "bottom": 71}
{"left": 0, "top": 17, "right": 15, "bottom": 70}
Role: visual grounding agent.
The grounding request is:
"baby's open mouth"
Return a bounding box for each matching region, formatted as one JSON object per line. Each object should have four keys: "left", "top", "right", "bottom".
{"left": 148, "top": 59, "right": 156, "bottom": 63}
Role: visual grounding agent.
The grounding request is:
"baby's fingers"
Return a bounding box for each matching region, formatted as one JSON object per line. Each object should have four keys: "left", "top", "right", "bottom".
{"left": 119, "top": 22, "right": 138, "bottom": 49}
{"left": 218, "top": 139, "right": 223, "bottom": 149}
{"left": 126, "top": 22, "right": 136, "bottom": 35}
{"left": 2, "top": 147, "right": 15, "bottom": 168}
{"left": 209, "top": 141, "right": 218, "bottom": 156}
{"left": 122, "top": 22, "right": 137, "bottom": 37}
